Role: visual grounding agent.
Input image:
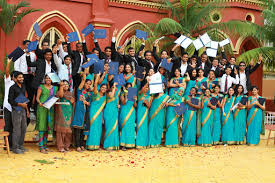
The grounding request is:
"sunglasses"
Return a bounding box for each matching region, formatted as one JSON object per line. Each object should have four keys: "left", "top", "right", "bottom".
{"left": 239, "top": 65, "right": 246, "bottom": 67}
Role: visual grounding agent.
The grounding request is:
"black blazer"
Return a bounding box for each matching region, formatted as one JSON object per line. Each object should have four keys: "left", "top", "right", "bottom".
{"left": 35, "top": 45, "right": 44, "bottom": 60}
{"left": 27, "top": 57, "right": 57, "bottom": 89}
{"left": 210, "top": 65, "right": 222, "bottom": 78}
{"left": 67, "top": 42, "right": 88, "bottom": 76}
{"left": 238, "top": 63, "right": 261, "bottom": 91}
{"left": 110, "top": 41, "right": 124, "bottom": 64}
{"left": 124, "top": 44, "right": 145, "bottom": 70}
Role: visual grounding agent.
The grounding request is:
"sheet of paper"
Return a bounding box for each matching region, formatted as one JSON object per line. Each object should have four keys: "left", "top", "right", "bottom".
{"left": 47, "top": 72, "right": 61, "bottom": 83}
{"left": 210, "top": 41, "right": 219, "bottom": 49}
{"left": 174, "top": 35, "right": 186, "bottom": 44}
{"left": 193, "top": 38, "right": 204, "bottom": 50}
{"left": 149, "top": 72, "right": 163, "bottom": 94}
{"left": 206, "top": 48, "right": 218, "bottom": 58}
{"left": 200, "top": 33, "right": 211, "bottom": 45}
{"left": 43, "top": 97, "right": 59, "bottom": 109}
{"left": 205, "top": 41, "right": 211, "bottom": 48}
{"left": 180, "top": 37, "right": 193, "bottom": 49}
{"left": 219, "top": 38, "right": 230, "bottom": 47}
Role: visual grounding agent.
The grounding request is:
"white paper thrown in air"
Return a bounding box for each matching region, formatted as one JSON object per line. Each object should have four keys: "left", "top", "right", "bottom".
{"left": 180, "top": 37, "right": 193, "bottom": 49}
{"left": 193, "top": 38, "right": 204, "bottom": 50}
{"left": 174, "top": 35, "right": 186, "bottom": 44}
{"left": 210, "top": 41, "right": 219, "bottom": 49}
{"left": 149, "top": 72, "right": 163, "bottom": 94}
{"left": 219, "top": 38, "right": 231, "bottom": 47}
{"left": 43, "top": 97, "right": 59, "bottom": 109}
{"left": 206, "top": 48, "right": 218, "bottom": 58}
{"left": 200, "top": 33, "right": 211, "bottom": 45}
{"left": 205, "top": 42, "right": 211, "bottom": 48}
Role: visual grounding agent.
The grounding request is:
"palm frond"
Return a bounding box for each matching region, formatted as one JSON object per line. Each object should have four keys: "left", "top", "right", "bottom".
{"left": 154, "top": 18, "right": 183, "bottom": 36}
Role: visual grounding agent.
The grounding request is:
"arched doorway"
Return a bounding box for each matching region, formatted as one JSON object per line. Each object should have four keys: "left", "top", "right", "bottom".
{"left": 27, "top": 10, "right": 81, "bottom": 48}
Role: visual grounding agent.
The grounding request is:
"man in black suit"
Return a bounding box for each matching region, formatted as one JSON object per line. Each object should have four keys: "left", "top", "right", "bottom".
{"left": 27, "top": 48, "right": 57, "bottom": 90}
{"left": 197, "top": 52, "right": 211, "bottom": 76}
{"left": 35, "top": 36, "right": 50, "bottom": 60}
{"left": 67, "top": 35, "right": 89, "bottom": 90}
{"left": 210, "top": 58, "right": 222, "bottom": 78}
{"left": 238, "top": 55, "right": 262, "bottom": 95}
{"left": 110, "top": 29, "right": 124, "bottom": 64}
{"left": 93, "top": 34, "right": 112, "bottom": 63}
{"left": 124, "top": 39, "right": 146, "bottom": 70}
{"left": 152, "top": 39, "right": 168, "bottom": 72}
{"left": 227, "top": 56, "right": 238, "bottom": 77}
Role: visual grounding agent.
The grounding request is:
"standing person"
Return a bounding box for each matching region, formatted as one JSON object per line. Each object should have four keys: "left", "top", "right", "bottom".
{"left": 246, "top": 86, "right": 265, "bottom": 145}
{"left": 164, "top": 88, "right": 185, "bottom": 147}
{"left": 14, "top": 40, "right": 36, "bottom": 114}
{"left": 185, "top": 69, "right": 197, "bottom": 96}
{"left": 124, "top": 64, "right": 137, "bottom": 88}
{"left": 233, "top": 85, "right": 247, "bottom": 145}
{"left": 207, "top": 70, "right": 219, "bottom": 90}
{"left": 103, "top": 82, "right": 119, "bottom": 150}
{"left": 238, "top": 55, "right": 262, "bottom": 95}
{"left": 71, "top": 74, "right": 92, "bottom": 152}
{"left": 220, "top": 67, "right": 239, "bottom": 94}
{"left": 35, "top": 38, "right": 50, "bottom": 59}
{"left": 211, "top": 85, "right": 223, "bottom": 145}
{"left": 197, "top": 88, "right": 216, "bottom": 147}
{"left": 169, "top": 68, "right": 186, "bottom": 95}
{"left": 197, "top": 53, "right": 210, "bottom": 76}
{"left": 97, "top": 63, "right": 109, "bottom": 90}
{"left": 136, "top": 82, "right": 152, "bottom": 149}
{"left": 67, "top": 35, "right": 88, "bottom": 90}
{"left": 8, "top": 72, "right": 29, "bottom": 154}
{"left": 27, "top": 48, "right": 57, "bottom": 91}
{"left": 119, "top": 83, "right": 137, "bottom": 150}
{"left": 3, "top": 58, "right": 15, "bottom": 149}
{"left": 86, "top": 74, "right": 107, "bottom": 150}
{"left": 196, "top": 69, "right": 207, "bottom": 96}
{"left": 53, "top": 46, "right": 73, "bottom": 91}
{"left": 210, "top": 58, "right": 221, "bottom": 78}
{"left": 36, "top": 75, "right": 58, "bottom": 153}
{"left": 221, "top": 87, "right": 236, "bottom": 145}
{"left": 55, "top": 80, "right": 75, "bottom": 152}
{"left": 148, "top": 84, "right": 169, "bottom": 148}
{"left": 182, "top": 87, "right": 201, "bottom": 146}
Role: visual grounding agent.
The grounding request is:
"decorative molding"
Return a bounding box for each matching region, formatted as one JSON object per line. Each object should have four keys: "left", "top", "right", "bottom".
{"left": 108, "top": 0, "right": 166, "bottom": 9}
{"left": 173, "top": 0, "right": 265, "bottom": 8}
{"left": 94, "top": 23, "right": 112, "bottom": 28}
{"left": 116, "top": 20, "right": 146, "bottom": 47}
{"left": 234, "top": 36, "right": 262, "bottom": 54}
{"left": 210, "top": 10, "right": 222, "bottom": 23}
{"left": 26, "top": 10, "right": 81, "bottom": 42}
{"left": 245, "top": 12, "right": 255, "bottom": 23}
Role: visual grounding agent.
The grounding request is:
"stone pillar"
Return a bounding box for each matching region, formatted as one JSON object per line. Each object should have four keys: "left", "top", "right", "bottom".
{"left": 90, "top": 0, "right": 114, "bottom": 49}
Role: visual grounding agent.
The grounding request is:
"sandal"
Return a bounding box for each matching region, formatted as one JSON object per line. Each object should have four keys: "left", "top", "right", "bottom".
{"left": 81, "top": 146, "right": 86, "bottom": 151}
{"left": 60, "top": 148, "right": 66, "bottom": 153}
{"left": 40, "top": 149, "right": 48, "bottom": 154}
{"left": 76, "top": 147, "right": 82, "bottom": 152}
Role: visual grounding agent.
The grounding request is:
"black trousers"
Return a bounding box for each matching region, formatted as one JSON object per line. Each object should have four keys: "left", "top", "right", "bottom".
{"left": 73, "top": 73, "right": 81, "bottom": 98}
{"left": 74, "top": 128, "right": 84, "bottom": 148}
{"left": 4, "top": 108, "right": 13, "bottom": 148}
{"left": 24, "top": 74, "right": 35, "bottom": 125}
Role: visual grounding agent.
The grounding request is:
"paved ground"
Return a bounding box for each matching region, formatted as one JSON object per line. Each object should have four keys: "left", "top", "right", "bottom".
{"left": 0, "top": 136, "right": 274, "bottom": 183}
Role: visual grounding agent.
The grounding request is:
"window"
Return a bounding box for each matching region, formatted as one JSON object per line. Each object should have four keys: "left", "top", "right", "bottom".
{"left": 39, "top": 27, "right": 64, "bottom": 48}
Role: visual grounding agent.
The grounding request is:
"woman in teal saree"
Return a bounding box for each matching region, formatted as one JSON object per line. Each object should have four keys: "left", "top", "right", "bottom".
{"left": 185, "top": 69, "right": 197, "bottom": 96}
{"left": 211, "top": 85, "right": 223, "bottom": 145}
{"left": 148, "top": 84, "right": 169, "bottom": 148}
{"left": 197, "top": 88, "right": 216, "bottom": 147}
{"left": 221, "top": 87, "right": 235, "bottom": 145}
{"left": 233, "top": 85, "right": 247, "bottom": 145}
{"left": 169, "top": 68, "right": 186, "bottom": 95}
{"left": 119, "top": 83, "right": 137, "bottom": 150}
{"left": 103, "top": 82, "right": 120, "bottom": 150}
{"left": 246, "top": 86, "right": 265, "bottom": 145}
{"left": 136, "top": 82, "right": 152, "bottom": 149}
{"left": 164, "top": 87, "right": 185, "bottom": 147}
{"left": 182, "top": 87, "right": 201, "bottom": 146}
{"left": 86, "top": 74, "right": 107, "bottom": 150}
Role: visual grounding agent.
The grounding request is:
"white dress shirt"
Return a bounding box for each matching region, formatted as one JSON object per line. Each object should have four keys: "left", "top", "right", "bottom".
{"left": 53, "top": 54, "right": 73, "bottom": 91}
{"left": 58, "top": 44, "right": 68, "bottom": 61}
{"left": 239, "top": 71, "right": 248, "bottom": 93}
{"left": 4, "top": 76, "right": 15, "bottom": 112}
{"left": 45, "top": 60, "right": 52, "bottom": 74}
{"left": 211, "top": 66, "right": 217, "bottom": 71}
{"left": 77, "top": 53, "right": 84, "bottom": 73}
{"left": 14, "top": 51, "right": 36, "bottom": 74}
{"left": 180, "top": 62, "right": 188, "bottom": 76}
{"left": 201, "top": 62, "right": 205, "bottom": 69}
{"left": 220, "top": 74, "right": 239, "bottom": 93}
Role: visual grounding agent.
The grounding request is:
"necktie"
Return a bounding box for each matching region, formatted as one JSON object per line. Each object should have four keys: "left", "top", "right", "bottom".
{"left": 224, "top": 76, "right": 228, "bottom": 93}
{"left": 68, "top": 66, "right": 72, "bottom": 88}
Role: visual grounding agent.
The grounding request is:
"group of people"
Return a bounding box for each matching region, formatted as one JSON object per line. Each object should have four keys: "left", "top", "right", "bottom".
{"left": 3, "top": 29, "right": 265, "bottom": 154}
